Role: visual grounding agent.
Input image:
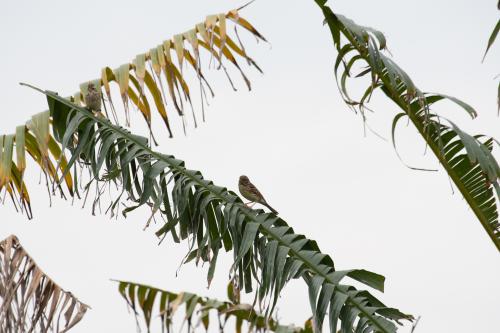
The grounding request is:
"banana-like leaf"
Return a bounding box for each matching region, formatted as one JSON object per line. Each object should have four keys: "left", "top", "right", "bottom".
{"left": 0, "top": 235, "right": 89, "bottom": 333}
{"left": 116, "top": 280, "right": 311, "bottom": 333}
{"left": 66, "top": 5, "right": 266, "bottom": 139}
{"left": 4, "top": 86, "right": 414, "bottom": 333}
{"left": 314, "top": 1, "right": 500, "bottom": 251}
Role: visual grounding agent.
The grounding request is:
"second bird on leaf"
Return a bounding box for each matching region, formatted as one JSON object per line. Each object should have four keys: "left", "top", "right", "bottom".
{"left": 238, "top": 175, "right": 278, "bottom": 214}
{"left": 85, "top": 83, "right": 102, "bottom": 116}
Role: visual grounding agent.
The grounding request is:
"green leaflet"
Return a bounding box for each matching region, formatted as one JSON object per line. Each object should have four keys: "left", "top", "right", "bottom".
{"left": 483, "top": 19, "right": 500, "bottom": 61}
{"left": 482, "top": 11, "right": 500, "bottom": 113}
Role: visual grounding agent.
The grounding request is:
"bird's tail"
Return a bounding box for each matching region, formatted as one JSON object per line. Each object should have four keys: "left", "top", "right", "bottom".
{"left": 263, "top": 201, "right": 278, "bottom": 215}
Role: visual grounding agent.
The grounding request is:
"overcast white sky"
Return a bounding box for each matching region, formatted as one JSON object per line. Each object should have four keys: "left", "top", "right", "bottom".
{"left": 1, "top": 0, "right": 499, "bottom": 332}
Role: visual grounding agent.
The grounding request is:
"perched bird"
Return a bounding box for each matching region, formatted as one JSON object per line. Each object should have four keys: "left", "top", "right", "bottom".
{"left": 238, "top": 175, "right": 278, "bottom": 214}
{"left": 84, "top": 82, "right": 102, "bottom": 114}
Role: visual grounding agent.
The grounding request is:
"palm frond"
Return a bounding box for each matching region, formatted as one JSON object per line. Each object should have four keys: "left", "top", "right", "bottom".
{"left": 116, "top": 280, "right": 311, "bottom": 333}
{"left": 2, "top": 86, "right": 413, "bottom": 333}
{"left": 0, "top": 235, "right": 89, "bottom": 333}
{"left": 67, "top": 6, "right": 266, "bottom": 138}
{"left": 314, "top": 1, "right": 500, "bottom": 251}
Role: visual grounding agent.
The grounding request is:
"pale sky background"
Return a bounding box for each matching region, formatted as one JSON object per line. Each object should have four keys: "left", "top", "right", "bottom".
{"left": 1, "top": 0, "right": 499, "bottom": 332}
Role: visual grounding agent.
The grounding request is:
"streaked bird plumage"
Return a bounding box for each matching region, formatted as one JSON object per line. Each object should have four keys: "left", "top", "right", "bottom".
{"left": 84, "top": 82, "right": 102, "bottom": 113}
{"left": 238, "top": 175, "right": 278, "bottom": 214}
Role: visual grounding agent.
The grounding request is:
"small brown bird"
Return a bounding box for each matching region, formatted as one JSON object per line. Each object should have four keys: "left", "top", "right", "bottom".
{"left": 84, "top": 82, "right": 102, "bottom": 114}
{"left": 238, "top": 175, "right": 278, "bottom": 214}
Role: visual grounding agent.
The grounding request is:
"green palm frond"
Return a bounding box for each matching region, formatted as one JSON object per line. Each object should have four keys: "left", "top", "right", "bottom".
{"left": 116, "top": 280, "right": 312, "bottom": 333}
{"left": 2, "top": 86, "right": 413, "bottom": 333}
{"left": 0, "top": 235, "right": 89, "bottom": 333}
{"left": 314, "top": 1, "right": 500, "bottom": 251}
{"left": 67, "top": 5, "right": 265, "bottom": 138}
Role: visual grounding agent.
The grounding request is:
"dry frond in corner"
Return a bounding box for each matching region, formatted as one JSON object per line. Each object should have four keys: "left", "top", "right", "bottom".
{"left": 0, "top": 235, "right": 89, "bottom": 333}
